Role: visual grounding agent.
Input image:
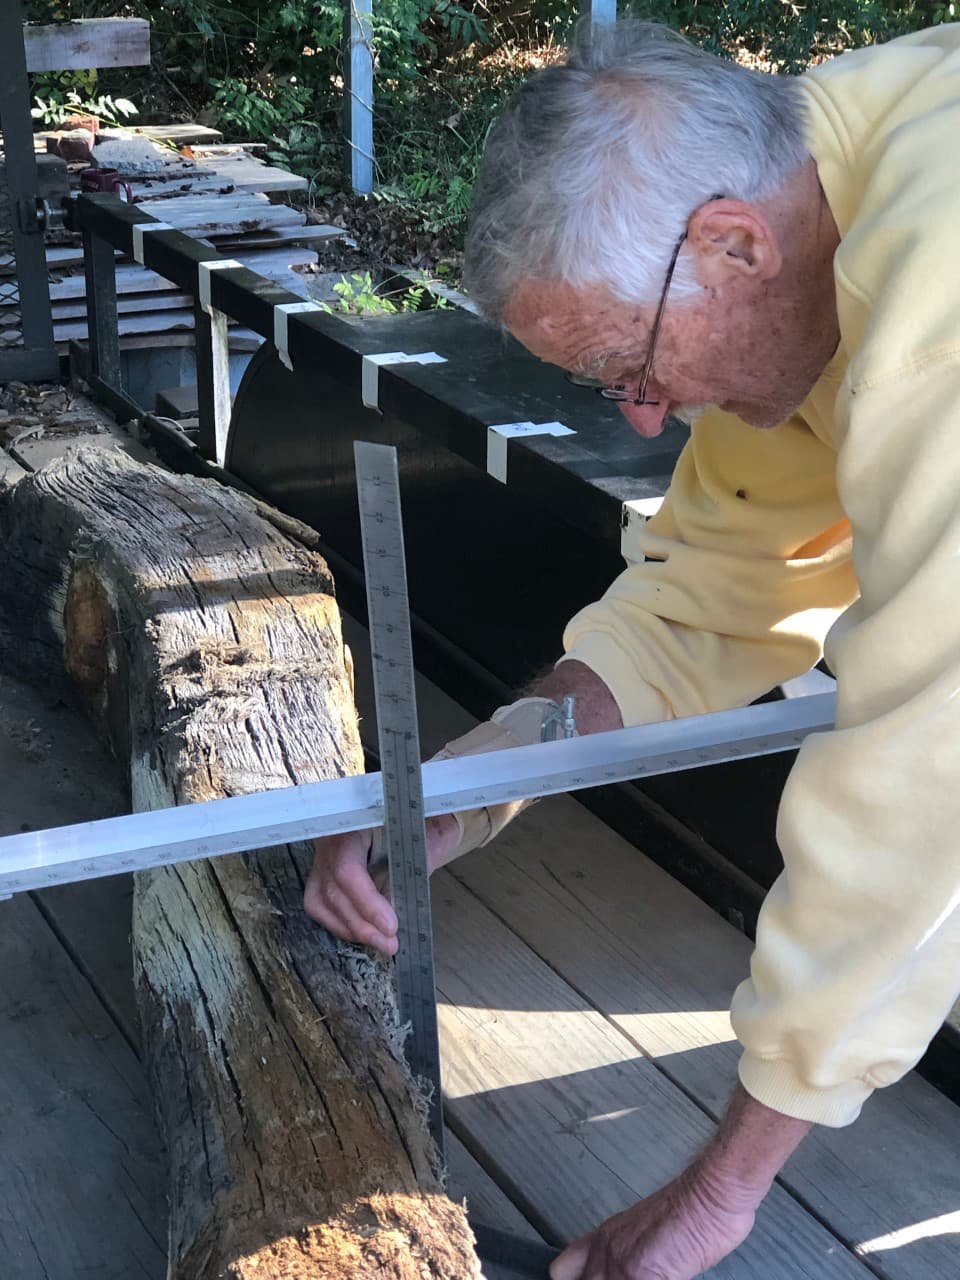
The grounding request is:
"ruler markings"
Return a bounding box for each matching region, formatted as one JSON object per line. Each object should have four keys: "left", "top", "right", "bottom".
{"left": 0, "top": 697, "right": 835, "bottom": 895}
{"left": 354, "top": 441, "right": 445, "bottom": 1161}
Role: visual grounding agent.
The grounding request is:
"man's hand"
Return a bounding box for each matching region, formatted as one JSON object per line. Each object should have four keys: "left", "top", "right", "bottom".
{"left": 304, "top": 813, "right": 461, "bottom": 955}
{"left": 304, "top": 660, "right": 621, "bottom": 951}
{"left": 549, "top": 1168, "right": 756, "bottom": 1279}
{"left": 551, "top": 1085, "right": 812, "bottom": 1279}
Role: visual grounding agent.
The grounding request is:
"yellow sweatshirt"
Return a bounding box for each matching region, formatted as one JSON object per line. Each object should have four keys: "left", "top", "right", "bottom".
{"left": 562, "top": 25, "right": 960, "bottom": 1127}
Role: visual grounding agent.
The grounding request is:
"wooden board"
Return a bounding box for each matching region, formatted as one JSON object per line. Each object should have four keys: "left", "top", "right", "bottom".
{"left": 432, "top": 871, "right": 872, "bottom": 1278}
{"left": 48, "top": 248, "right": 318, "bottom": 300}
{"left": 52, "top": 292, "right": 194, "bottom": 319}
{"left": 129, "top": 194, "right": 305, "bottom": 237}
{"left": 24, "top": 18, "right": 150, "bottom": 72}
{"left": 54, "top": 310, "right": 197, "bottom": 342}
{"left": 189, "top": 143, "right": 269, "bottom": 157}
{"left": 130, "top": 176, "right": 237, "bottom": 200}
{"left": 135, "top": 124, "right": 223, "bottom": 145}
{"left": 196, "top": 156, "right": 309, "bottom": 193}
{"left": 0, "top": 895, "right": 164, "bottom": 1280}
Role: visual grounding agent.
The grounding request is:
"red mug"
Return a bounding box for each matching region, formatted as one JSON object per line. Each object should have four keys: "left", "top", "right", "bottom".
{"left": 79, "top": 166, "right": 134, "bottom": 202}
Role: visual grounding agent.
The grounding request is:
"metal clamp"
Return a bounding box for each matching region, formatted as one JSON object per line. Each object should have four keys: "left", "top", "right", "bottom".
{"left": 486, "top": 421, "right": 576, "bottom": 484}
{"left": 360, "top": 351, "right": 446, "bottom": 411}
{"left": 131, "top": 221, "right": 174, "bottom": 265}
{"left": 540, "top": 695, "right": 577, "bottom": 743}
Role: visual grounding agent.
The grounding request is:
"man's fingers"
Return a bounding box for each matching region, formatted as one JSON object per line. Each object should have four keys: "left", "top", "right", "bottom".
{"left": 549, "top": 1236, "right": 590, "bottom": 1280}
{"left": 338, "top": 858, "right": 399, "bottom": 935}
{"left": 304, "top": 835, "right": 399, "bottom": 954}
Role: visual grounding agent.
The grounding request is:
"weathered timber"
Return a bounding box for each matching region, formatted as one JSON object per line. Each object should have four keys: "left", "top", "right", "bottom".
{"left": 23, "top": 18, "right": 151, "bottom": 72}
{"left": 0, "top": 444, "right": 479, "bottom": 1280}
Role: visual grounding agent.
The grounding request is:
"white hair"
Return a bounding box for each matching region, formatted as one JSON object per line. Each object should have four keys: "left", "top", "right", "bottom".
{"left": 463, "top": 20, "right": 809, "bottom": 325}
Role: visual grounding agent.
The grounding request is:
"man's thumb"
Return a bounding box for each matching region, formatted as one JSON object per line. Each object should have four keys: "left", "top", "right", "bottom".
{"left": 549, "top": 1236, "right": 590, "bottom": 1280}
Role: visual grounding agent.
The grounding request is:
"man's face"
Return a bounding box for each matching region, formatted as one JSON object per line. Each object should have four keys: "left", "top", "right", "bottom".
{"left": 504, "top": 276, "right": 808, "bottom": 436}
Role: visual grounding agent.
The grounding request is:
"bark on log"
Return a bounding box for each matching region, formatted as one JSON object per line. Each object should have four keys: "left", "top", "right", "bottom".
{"left": 0, "top": 444, "right": 480, "bottom": 1279}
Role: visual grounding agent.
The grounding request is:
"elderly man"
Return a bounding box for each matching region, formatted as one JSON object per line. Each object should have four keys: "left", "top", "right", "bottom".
{"left": 306, "top": 18, "right": 960, "bottom": 1278}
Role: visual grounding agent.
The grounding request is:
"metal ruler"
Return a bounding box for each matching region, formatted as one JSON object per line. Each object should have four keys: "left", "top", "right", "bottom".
{"left": 0, "top": 695, "right": 835, "bottom": 899}
{"left": 354, "top": 440, "right": 445, "bottom": 1161}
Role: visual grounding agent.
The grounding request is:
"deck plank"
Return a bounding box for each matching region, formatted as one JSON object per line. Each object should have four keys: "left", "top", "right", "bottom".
{"left": 446, "top": 1131, "right": 552, "bottom": 1280}
{"left": 0, "top": 895, "right": 165, "bottom": 1280}
{"left": 35, "top": 876, "right": 140, "bottom": 1047}
{"left": 433, "top": 870, "right": 871, "bottom": 1278}
{"left": 451, "top": 800, "right": 960, "bottom": 1280}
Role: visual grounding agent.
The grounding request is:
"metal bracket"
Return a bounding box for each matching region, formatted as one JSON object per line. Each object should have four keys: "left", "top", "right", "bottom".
{"left": 15, "top": 197, "right": 42, "bottom": 235}
{"left": 540, "top": 695, "right": 577, "bottom": 743}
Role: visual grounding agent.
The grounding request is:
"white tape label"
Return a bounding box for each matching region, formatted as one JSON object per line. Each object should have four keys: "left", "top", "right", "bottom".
{"left": 486, "top": 420, "right": 575, "bottom": 484}
{"left": 361, "top": 351, "right": 446, "bottom": 410}
{"left": 198, "top": 259, "right": 244, "bottom": 315}
{"left": 273, "top": 301, "right": 324, "bottom": 371}
{"left": 131, "top": 221, "right": 174, "bottom": 265}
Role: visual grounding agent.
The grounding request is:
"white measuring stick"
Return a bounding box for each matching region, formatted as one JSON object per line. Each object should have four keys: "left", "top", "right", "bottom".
{"left": 0, "top": 693, "right": 834, "bottom": 898}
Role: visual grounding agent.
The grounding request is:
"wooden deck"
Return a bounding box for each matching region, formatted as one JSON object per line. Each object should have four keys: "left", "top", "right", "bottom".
{"left": 2, "top": 413, "right": 960, "bottom": 1278}
{"left": 3, "top": 609, "right": 960, "bottom": 1280}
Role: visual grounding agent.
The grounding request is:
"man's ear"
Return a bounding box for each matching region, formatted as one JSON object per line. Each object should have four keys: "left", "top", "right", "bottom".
{"left": 686, "top": 199, "right": 782, "bottom": 289}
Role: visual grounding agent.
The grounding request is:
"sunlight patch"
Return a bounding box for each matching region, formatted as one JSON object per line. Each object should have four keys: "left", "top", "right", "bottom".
{"left": 859, "top": 1211, "right": 960, "bottom": 1254}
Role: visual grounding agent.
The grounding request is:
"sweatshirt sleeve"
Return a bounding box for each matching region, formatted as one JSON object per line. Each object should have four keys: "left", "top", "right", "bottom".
{"left": 732, "top": 357, "right": 960, "bottom": 1126}
{"left": 561, "top": 407, "right": 857, "bottom": 725}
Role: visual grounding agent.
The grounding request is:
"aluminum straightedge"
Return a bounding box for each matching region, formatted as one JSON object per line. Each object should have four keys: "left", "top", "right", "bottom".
{"left": 0, "top": 693, "right": 835, "bottom": 898}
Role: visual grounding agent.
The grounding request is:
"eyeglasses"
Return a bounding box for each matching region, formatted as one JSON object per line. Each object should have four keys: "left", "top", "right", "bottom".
{"left": 566, "top": 194, "right": 724, "bottom": 407}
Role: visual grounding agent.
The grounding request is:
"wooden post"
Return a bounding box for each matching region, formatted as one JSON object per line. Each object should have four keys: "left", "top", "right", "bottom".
{"left": 0, "top": 446, "right": 481, "bottom": 1280}
{"left": 193, "top": 299, "right": 232, "bottom": 465}
{"left": 344, "top": 0, "right": 375, "bottom": 194}
{"left": 82, "top": 227, "right": 121, "bottom": 391}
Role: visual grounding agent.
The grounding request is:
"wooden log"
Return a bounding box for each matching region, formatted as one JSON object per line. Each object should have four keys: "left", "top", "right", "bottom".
{"left": 0, "top": 445, "right": 480, "bottom": 1280}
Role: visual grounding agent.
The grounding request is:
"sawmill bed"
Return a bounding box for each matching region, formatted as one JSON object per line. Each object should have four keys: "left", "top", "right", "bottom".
{"left": 3, "top": 616, "right": 960, "bottom": 1280}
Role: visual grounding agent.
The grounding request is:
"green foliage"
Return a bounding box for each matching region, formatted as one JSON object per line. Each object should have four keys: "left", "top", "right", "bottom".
{"left": 30, "top": 69, "right": 138, "bottom": 128}
{"left": 625, "top": 0, "right": 935, "bottom": 75}
{"left": 320, "top": 270, "right": 450, "bottom": 315}
{"left": 24, "top": 0, "right": 953, "bottom": 257}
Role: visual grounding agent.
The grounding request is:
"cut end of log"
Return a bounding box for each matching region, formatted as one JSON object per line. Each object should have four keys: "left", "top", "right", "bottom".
{"left": 189, "top": 1193, "right": 482, "bottom": 1280}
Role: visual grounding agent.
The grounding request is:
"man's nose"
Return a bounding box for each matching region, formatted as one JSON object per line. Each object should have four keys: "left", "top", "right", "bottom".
{"left": 618, "top": 399, "right": 672, "bottom": 439}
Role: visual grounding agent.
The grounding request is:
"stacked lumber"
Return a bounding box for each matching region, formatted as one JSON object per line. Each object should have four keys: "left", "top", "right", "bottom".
{"left": 47, "top": 245, "right": 326, "bottom": 348}
{"left": 32, "top": 126, "right": 346, "bottom": 350}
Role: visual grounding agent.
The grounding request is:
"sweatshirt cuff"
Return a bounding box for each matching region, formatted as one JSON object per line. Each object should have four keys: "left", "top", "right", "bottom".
{"left": 558, "top": 634, "right": 671, "bottom": 726}
{"left": 738, "top": 1052, "right": 873, "bottom": 1128}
